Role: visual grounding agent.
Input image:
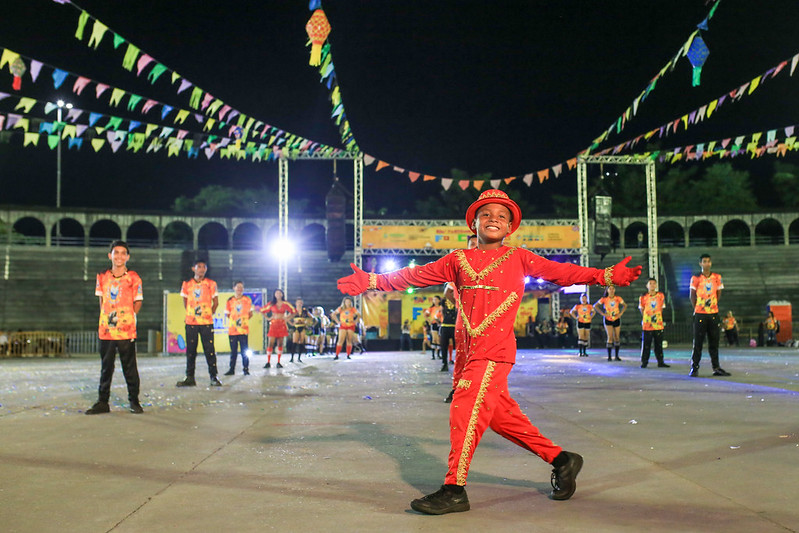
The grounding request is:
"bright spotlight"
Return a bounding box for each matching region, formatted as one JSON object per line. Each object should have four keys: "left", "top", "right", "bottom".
{"left": 269, "top": 237, "right": 296, "bottom": 259}
{"left": 245, "top": 349, "right": 253, "bottom": 357}
{"left": 524, "top": 276, "right": 531, "bottom": 284}
{"left": 382, "top": 258, "right": 398, "bottom": 272}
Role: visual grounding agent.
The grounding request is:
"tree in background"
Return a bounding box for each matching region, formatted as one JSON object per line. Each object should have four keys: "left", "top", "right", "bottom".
{"left": 772, "top": 162, "right": 799, "bottom": 208}
{"left": 171, "top": 185, "right": 309, "bottom": 217}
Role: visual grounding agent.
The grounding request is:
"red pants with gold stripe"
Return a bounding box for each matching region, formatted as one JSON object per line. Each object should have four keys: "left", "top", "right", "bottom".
{"left": 445, "top": 358, "right": 562, "bottom": 486}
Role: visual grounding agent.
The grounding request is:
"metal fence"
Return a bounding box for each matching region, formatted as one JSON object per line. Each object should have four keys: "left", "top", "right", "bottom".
{"left": 3, "top": 331, "right": 67, "bottom": 357}
{"left": 65, "top": 331, "right": 100, "bottom": 355}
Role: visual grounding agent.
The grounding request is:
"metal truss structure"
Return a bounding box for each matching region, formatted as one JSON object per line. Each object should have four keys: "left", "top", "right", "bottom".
{"left": 577, "top": 155, "right": 658, "bottom": 301}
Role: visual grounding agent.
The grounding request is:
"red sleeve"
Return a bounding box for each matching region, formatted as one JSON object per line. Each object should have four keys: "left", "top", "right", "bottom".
{"left": 375, "top": 254, "right": 456, "bottom": 292}
{"left": 519, "top": 249, "right": 606, "bottom": 286}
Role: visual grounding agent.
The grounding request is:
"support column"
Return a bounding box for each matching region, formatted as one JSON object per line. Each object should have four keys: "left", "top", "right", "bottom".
{"left": 577, "top": 159, "right": 590, "bottom": 300}
{"left": 278, "top": 157, "right": 289, "bottom": 295}
{"left": 645, "top": 161, "right": 658, "bottom": 280}
{"left": 353, "top": 156, "right": 364, "bottom": 312}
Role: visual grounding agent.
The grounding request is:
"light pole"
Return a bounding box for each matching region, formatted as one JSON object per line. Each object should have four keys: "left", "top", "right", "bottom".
{"left": 55, "top": 99, "right": 72, "bottom": 244}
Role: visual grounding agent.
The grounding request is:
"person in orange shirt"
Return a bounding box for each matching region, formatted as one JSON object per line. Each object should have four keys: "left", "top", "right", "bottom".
{"left": 223, "top": 280, "right": 253, "bottom": 376}
{"left": 569, "top": 293, "right": 595, "bottom": 357}
{"left": 425, "top": 295, "right": 443, "bottom": 360}
{"left": 638, "top": 278, "right": 670, "bottom": 369}
{"left": 595, "top": 285, "right": 626, "bottom": 361}
{"left": 331, "top": 296, "right": 361, "bottom": 360}
{"left": 177, "top": 259, "right": 221, "bottom": 387}
{"left": 337, "top": 189, "right": 642, "bottom": 514}
{"left": 85, "top": 240, "right": 144, "bottom": 415}
{"left": 764, "top": 310, "right": 779, "bottom": 346}
{"left": 690, "top": 254, "right": 730, "bottom": 377}
{"left": 262, "top": 289, "right": 295, "bottom": 369}
{"left": 722, "top": 311, "right": 739, "bottom": 347}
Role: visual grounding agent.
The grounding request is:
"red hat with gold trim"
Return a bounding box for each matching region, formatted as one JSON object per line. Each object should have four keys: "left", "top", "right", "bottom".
{"left": 465, "top": 189, "right": 522, "bottom": 235}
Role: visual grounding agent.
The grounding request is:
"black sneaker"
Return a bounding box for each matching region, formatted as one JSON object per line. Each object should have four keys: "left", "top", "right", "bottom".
{"left": 440, "top": 365, "right": 448, "bottom": 372}
{"left": 264, "top": 362, "right": 271, "bottom": 369}
{"left": 176, "top": 377, "right": 196, "bottom": 387}
{"left": 243, "top": 368, "right": 250, "bottom": 376}
{"left": 712, "top": 368, "right": 731, "bottom": 376}
{"left": 276, "top": 363, "right": 283, "bottom": 369}
{"left": 129, "top": 401, "right": 144, "bottom": 414}
{"left": 640, "top": 363, "right": 648, "bottom": 368}
{"left": 444, "top": 389, "right": 454, "bottom": 403}
{"left": 410, "top": 485, "right": 470, "bottom": 515}
{"left": 85, "top": 401, "right": 110, "bottom": 415}
{"left": 614, "top": 356, "right": 622, "bottom": 361}
{"left": 657, "top": 363, "right": 671, "bottom": 368}
{"left": 210, "top": 377, "right": 222, "bottom": 386}
{"left": 223, "top": 369, "right": 235, "bottom": 376}
{"left": 550, "top": 451, "right": 583, "bottom": 501}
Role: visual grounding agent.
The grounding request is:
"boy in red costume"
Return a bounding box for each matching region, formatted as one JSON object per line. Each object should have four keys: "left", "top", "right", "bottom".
{"left": 338, "top": 189, "right": 642, "bottom": 514}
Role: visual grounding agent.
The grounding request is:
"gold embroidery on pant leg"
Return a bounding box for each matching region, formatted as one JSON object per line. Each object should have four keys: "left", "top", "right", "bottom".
{"left": 456, "top": 379, "right": 471, "bottom": 389}
{"left": 459, "top": 292, "right": 518, "bottom": 337}
{"left": 455, "top": 248, "right": 516, "bottom": 282}
{"left": 457, "top": 360, "right": 496, "bottom": 485}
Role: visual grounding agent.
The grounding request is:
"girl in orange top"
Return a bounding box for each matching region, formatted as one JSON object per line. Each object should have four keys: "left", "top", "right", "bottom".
{"left": 261, "top": 289, "right": 295, "bottom": 369}
{"left": 595, "top": 285, "right": 627, "bottom": 361}
{"left": 569, "top": 293, "right": 595, "bottom": 357}
{"left": 331, "top": 296, "right": 361, "bottom": 360}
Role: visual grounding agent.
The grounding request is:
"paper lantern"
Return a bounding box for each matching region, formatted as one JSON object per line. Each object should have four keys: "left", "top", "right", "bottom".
{"left": 687, "top": 35, "right": 709, "bottom": 87}
{"left": 305, "top": 9, "right": 331, "bottom": 66}
{"left": 10, "top": 56, "right": 26, "bottom": 91}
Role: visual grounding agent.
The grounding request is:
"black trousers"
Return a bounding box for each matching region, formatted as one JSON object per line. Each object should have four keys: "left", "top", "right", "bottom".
{"left": 98, "top": 339, "right": 140, "bottom": 403}
{"left": 691, "top": 313, "right": 721, "bottom": 370}
{"left": 439, "top": 326, "right": 455, "bottom": 364}
{"left": 229, "top": 334, "right": 249, "bottom": 370}
{"left": 185, "top": 324, "right": 218, "bottom": 378}
{"left": 640, "top": 330, "right": 664, "bottom": 365}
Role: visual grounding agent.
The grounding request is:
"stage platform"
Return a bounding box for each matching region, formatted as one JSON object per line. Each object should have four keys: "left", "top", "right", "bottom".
{"left": 1, "top": 347, "right": 798, "bottom": 532}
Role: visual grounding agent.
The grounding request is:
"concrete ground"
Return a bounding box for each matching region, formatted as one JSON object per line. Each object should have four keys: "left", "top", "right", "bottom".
{"left": 1, "top": 345, "right": 798, "bottom": 533}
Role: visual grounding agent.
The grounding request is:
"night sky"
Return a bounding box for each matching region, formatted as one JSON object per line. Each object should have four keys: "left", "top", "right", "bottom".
{"left": 1, "top": 0, "right": 798, "bottom": 215}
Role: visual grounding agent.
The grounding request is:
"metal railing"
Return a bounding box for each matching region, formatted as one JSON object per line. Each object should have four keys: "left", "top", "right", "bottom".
{"left": 65, "top": 331, "right": 100, "bottom": 355}
{"left": 4, "top": 331, "right": 67, "bottom": 357}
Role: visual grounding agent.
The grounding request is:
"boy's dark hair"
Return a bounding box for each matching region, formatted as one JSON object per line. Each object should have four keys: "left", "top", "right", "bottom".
{"left": 648, "top": 277, "right": 657, "bottom": 282}
{"left": 467, "top": 234, "right": 477, "bottom": 242}
{"left": 233, "top": 280, "right": 243, "bottom": 287}
{"left": 699, "top": 254, "right": 711, "bottom": 261}
{"left": 193, "top": 258, "right": 207, "bottom": 266}
{"left": 109, "top": 240, "right": 130, "bottom": 254}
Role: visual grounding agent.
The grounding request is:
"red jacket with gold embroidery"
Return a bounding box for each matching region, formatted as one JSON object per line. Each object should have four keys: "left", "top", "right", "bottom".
{"left": 373, "top": 246, "right": 608, "bottom": 364}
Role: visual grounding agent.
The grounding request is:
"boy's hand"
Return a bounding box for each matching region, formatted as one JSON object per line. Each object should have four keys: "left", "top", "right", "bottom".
{"left": 611, "top": 256, "right": 643, "bottom": 286}
{"left": 337, "top": 263, "right": 369, "bottom": 295}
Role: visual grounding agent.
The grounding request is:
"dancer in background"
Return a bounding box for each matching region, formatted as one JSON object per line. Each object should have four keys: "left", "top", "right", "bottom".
{"left": 638, "top": 278, "right": 670, "bottom": 369}
{"left": 262, "top": 289, "right": 294, "bottom": 369}
{"left": 570, "top": 293, "right": 595, "bottom": 357}
{"left": 331, "top": 296, "right": 361, "bottom": 360}
{"left": 224, "top": 281, "right": 253, "bottom": 376}
{"left": 177, "top": 259, "right": 221, "bottom": 387}
{"left": 86, "top": 240, "right": 144, "bottom": 414}
{"left": 595, "top": 285, "right": 626, "bottom": 361}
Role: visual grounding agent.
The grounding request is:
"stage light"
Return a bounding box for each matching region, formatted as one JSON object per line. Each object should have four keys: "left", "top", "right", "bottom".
{"left": 406, "top": 287, "right": 415, "bottom": 294}
{"left": 382, "top": 258, "right": 398, "bottom": 272}
{"left": 269, "top": 237, "right": 296, "bottom": 259}
{"left": 245, "top": 349, "right": 253, "bottom": 357}
{"left": 524, "top": 276, "right": 532, "bottom": 284}
{"left": 408, "top": 259, "right": 417, "bottom": 268}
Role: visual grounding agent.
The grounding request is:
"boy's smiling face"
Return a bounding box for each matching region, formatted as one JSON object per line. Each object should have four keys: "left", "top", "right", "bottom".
{"left": 473, "top": 203, "right": 512, "bottom": 246}
{"left": 108, "top": 246, "right": 129, "bottom": 268}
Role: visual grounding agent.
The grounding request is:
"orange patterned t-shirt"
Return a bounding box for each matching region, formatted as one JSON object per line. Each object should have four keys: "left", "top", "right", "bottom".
{"left": 96, "top": 270, "right": 143, "bottom": 340}
{"left": 225, "top": 295, "right": 253, "bottom": 335}
{"left": 181, "top": 278, "right": 218, "bottom": 325}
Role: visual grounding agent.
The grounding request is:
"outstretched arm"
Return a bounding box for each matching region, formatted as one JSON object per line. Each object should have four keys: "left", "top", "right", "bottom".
{"left": 337, "top": 256, "right": 455, "bottom": 296}
{"left": 524, "top": 253, "right": 642, "bottom": 287}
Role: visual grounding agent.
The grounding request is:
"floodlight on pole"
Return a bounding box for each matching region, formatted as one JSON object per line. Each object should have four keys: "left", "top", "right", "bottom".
{"left": 55, "top": 99, "right": 72, "bottom": 244}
